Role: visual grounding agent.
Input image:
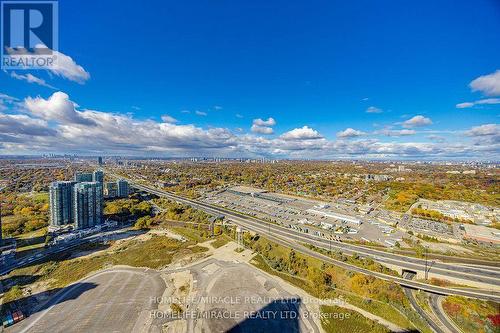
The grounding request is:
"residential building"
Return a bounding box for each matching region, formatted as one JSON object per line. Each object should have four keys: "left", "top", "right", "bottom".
{"left": 73, "top": 182, "right": 103, "bottom": 229}
{"left": 117, "top": 179, "right": 129, "bottom": 198}
{"left": 104, "top": 181, "right": 118, "bottom": 198}
{"left": 49, "top": 181, "right": 76, "bottom": 226}
{"left": 93, "top": 170, "right": 104, "bottom": 183}
{"left": 74, "top": 172, "right": 93, "bottom": 182}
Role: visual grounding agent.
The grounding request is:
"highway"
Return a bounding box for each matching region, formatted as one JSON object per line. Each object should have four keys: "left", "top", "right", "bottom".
{"left": 402, "top": 272, "right": 446, "bottom": 333}
{"left": 130, "top": 182, "right": 500, "bottom": 302}
{"left": 0, "top": 227, "right": 131, "bottom": 276}
{"left": 429, "top": 295, "right": 461, "bottom": 333}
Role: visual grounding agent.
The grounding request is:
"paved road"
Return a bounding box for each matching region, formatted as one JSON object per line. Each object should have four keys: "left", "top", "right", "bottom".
{"left": 9, "top": 268, "right": 166, "bottom": 333}
{"left": 429, "top": 295, "right": 461, "bottom": 333}
{"left": 402, "top": 288, "right": 444, "bottom": 333}
{"left": 130, "top": 182, "right": 500, "bottom": 302}
{"left": 0, "top": 227, "right": 135, "bottom": 276}
{"left": 134, "top": 183, "right": 500, "bottom": 282}
{"left": 402, "top": 272, "right": 445, "bottom": 333}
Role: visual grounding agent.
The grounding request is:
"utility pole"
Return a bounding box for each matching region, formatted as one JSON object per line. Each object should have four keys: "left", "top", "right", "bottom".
{"left": 424, "top": 246, "right": 428, "bottom": 280}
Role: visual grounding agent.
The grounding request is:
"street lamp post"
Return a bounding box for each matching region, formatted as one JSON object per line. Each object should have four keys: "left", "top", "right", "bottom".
{"left": 424, "top": 246, "right": 428, "bottom": 280}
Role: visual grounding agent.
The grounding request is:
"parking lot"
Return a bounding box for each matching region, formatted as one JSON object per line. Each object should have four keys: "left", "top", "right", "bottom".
{"left": 9, "top": 268, "right": 166, "bottom": 333}
{"left": 400, "top": 217, "right": 455, "bottom": 236}
{"left": 203, "top": 187, "right": 405, "bottom": 247}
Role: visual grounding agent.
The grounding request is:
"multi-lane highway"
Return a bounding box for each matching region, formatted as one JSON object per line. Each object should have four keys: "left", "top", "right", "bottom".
{"left": 429, "top": 294, "right": 461, "bottom": 333}
{"left": 129, "top": 181, "right": 500, "bottom": 302}
{"left": 402, "top": 271, "right": 448, "bottom": 333}
{"left": 0, "top": 227, "right": 132, "bottom": 276}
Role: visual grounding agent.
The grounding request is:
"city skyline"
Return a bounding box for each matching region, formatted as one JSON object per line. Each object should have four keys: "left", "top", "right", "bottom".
{"left": 1, "top": 2, "right": 498, "bottom": 331}
{"left": 0, "top": 0, "right": 499, "bottom": 160}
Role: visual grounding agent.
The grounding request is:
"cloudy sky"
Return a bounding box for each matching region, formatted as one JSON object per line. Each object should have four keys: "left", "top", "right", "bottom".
{"left": 1, "top": 0, "right": 499, "bottom": 159}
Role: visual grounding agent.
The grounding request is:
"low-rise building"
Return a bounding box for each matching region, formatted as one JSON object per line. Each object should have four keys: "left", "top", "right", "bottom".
{"left": 462, "top": 224, "right": 500, "bottom": 245}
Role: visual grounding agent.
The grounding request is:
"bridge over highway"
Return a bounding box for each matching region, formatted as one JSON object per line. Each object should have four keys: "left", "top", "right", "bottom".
{"left": 128, "top": 181, "right": 500, "bottom": 302}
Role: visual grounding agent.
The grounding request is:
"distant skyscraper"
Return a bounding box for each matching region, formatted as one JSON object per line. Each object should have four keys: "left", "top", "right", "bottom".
{"left": 73, "top": 182, "right": 103, "bottom": 229}
{"left": 117, "top": 179, "right": 129, "bottom": 198}
{"left": 98, "top": 156, "right": 103, "bottom": 165}
{"left": 93, "top": 170, "right": 104, "bottom": 184}
{"left": 74, "top": 172, "right": 93, "bottom": 182}
{"left": 49, "top": 181, "right": 76, "bottom": 226}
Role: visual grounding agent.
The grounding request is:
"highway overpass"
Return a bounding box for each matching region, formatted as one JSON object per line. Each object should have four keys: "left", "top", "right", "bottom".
{"left": 129, "top": 181, "right": 500, "bottom": 302}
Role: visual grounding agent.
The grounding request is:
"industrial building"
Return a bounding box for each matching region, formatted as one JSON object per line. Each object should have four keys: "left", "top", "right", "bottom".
{"left": 307, "top": 209, "right": 362, "bottom": 225}
{"left": 462, "top": 224, "right": 500, "bottom": 245}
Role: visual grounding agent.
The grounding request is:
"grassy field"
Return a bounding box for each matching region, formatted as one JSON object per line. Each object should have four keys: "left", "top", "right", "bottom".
{"left": 442, "top": 296, "right": 499, "bottom": 333}
{"left": 170, "top": 226, "right": 212, "bottom": 243}
{"left": 210, "top": 234, "right": 232, "bottom": 248}
{"left": 248, "top": 236, "right": 431, "bottom": 333}
{"left": 320, "top": 305, "right": 390, "bottom": 333}
{"left": 251, "top": 254, "right": 319, "bottom": 296}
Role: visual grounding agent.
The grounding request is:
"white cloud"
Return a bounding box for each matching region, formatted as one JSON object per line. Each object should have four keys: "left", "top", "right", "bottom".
{"left": 427, "top": 135, "right": 445, "bottom": 143}
{"left": 251, "top": 117, "right": 276, "bottom": 135}
{"left": 195, "top": 110, "right": 207, "bottom": 116}
{"left": 0, "top": 113, "right": 55, "bottom": 136}
{"left": 378, "top": 129, "right": 416, "bottom": 136}
{"left": 24, "top": 91, "right": 95, "bottom": 126}
{"left": 366, "top": 106, "right": 382, "bottom": 113}
{"left": 456, "top": 98, "right": 500, "bottom": 109}
{"left": 470, "top": 70, "right": 500, "bottom": 96}
{"left": 253, "top": 117, "right": 276, "bottom": 127}
{"left": 251, "top": 124, "right": 274, "bottom": 134}
{"left": 465, "top": 124, "right": 498, "bottom": 137}
{"left": 0, "top": 91, "right": 498, "bottom": 160}
{"left": 336, "top": 128, "right": 366, "bottom": 138}
{"left": 0, "top": 93, "right": 18, "bottom": 111}
{"left": 10, "top": 72, "right": 56, "bottom": 89}
{"left": 280, "top": 126, "right": 323, "bottom": 140}
{"left": 6, "top": 47, "right": 90, "bottom": 84}
{"left": 0, "top": 93, "right": 18, "bottom": 102}
{"left": 402, "top": 115, "right": 432, "bottom": 128}
{"left": 161, "top": 115, "right": 178, "bottom": 123}
{"left": 214, "top": 105, "right": 223, "bottom": 110}
{"left": 236, "top": 113, "right": 243, "bottom": 118}
{"left": 49, "top": 50, "right": 90, "bottom": 84}
{"left": 464, "top": 123, "right": 499, "bottom": 146}
{"left": 456, "top": 102, "right": 475, "bottom": 109}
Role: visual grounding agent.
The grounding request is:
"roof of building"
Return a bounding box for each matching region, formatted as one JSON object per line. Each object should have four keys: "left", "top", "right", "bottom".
{"left": 463, "top": 224, "right": 500, "bottom": 244}
{"left": 228, "top": 186, "right": 267, "bottom": 194}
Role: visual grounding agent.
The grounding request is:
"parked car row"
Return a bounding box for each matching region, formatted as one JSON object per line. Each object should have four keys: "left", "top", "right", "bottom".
{"left": 2, "top": 303, "right": 25, "bottom": 328}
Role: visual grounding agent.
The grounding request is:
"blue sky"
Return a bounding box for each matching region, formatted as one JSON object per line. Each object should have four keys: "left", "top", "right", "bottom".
{"left": 1, "top": 0, "right": 499, "bottom": 159}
